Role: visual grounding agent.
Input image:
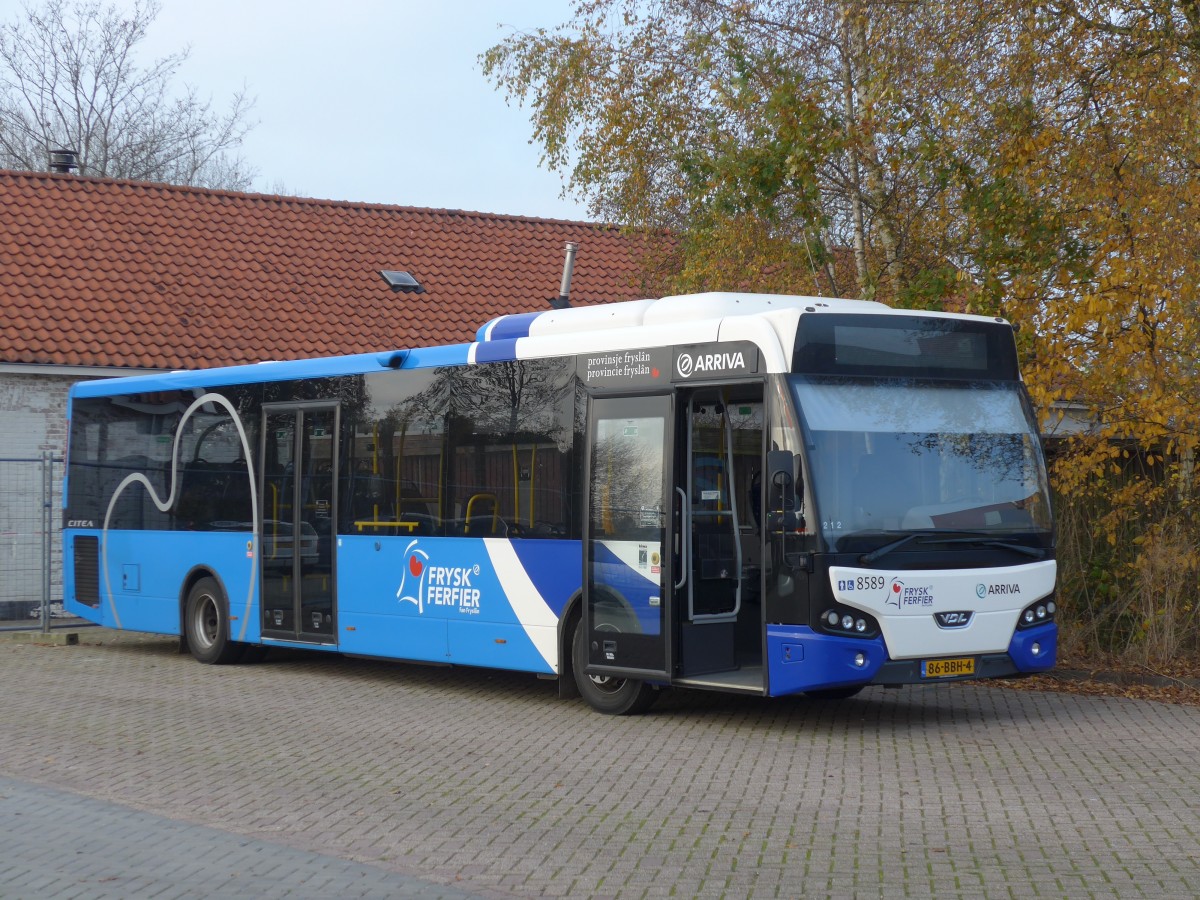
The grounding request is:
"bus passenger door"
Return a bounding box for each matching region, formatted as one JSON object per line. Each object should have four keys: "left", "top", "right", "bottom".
{"left": 677, "top": 386, "right": 765, "bottom": 680}
{"left": 584, "top": 394, "right": 672, "bottom": 680}
{"left": 260, "top": 404, "right": 338, "bottom": 644}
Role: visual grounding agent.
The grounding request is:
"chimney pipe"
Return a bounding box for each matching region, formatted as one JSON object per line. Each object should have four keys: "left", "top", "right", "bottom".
{"left": 49, "top": 148, "right": 78, "bottom": 174}
{"left": 550, "top": 242, "right": 578, "bottom": 309}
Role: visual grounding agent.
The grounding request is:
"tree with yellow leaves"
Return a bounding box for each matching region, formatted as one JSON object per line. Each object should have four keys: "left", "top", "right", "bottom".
{"left": 486, "top": 0, "right": 1200, "bottom": 663}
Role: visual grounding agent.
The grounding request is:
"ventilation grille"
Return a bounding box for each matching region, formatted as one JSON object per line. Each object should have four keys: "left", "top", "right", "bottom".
{"left": 73, "top": 536, "right": 100, "bottom": 608}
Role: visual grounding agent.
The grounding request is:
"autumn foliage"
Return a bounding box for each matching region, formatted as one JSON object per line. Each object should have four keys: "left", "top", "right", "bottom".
{"left": 485, "top": 0, "right": 1200, "bottom": 664}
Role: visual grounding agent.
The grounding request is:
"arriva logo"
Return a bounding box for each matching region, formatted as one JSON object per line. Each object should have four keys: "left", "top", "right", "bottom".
{"left": 977, "top": 582, "right": 1022, "bottom": 598}
{"left": 395, "top": 539, "right": 483, "bottom": 616}
{"left": 676, "top": 351, "right": 745, "bottom": 379}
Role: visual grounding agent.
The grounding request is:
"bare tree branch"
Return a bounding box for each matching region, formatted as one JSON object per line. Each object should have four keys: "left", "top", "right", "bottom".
{"left": 0, "top": 0, "right": 256, "bottom": 189}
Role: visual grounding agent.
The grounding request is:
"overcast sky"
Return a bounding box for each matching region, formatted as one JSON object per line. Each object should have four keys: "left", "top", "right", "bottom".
{"left": 143, "top": 1, "right": 588, "bottom": 220}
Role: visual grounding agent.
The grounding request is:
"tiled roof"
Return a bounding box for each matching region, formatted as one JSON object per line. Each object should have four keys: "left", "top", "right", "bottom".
{"left": 0, "top": 170, "right": 661, "bottom": 370}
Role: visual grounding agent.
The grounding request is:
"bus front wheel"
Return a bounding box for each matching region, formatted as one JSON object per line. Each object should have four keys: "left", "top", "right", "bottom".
{"left": 571, "top": 616, "right": 656, "bottom": 715}
{"left": 185, "top": 577, "right": 244, "bottom": 665}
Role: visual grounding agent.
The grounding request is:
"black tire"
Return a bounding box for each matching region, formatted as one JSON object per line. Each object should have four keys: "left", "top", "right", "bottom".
{"left": 804, "top": 685, "right": 865, "bottom": 700}
{"left": 184, "top": 577, "right": 244, "bottom": 665}
{"left": 572, "top": 615, "right": 657, "bottom": 715}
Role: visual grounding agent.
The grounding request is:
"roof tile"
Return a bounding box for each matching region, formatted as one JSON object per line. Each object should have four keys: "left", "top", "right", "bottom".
{"left": 1, "top": 170, "right": 663, "bottom": 370}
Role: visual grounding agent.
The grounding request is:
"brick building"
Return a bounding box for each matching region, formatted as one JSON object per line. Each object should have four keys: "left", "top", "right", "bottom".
{"left": 0, "top": 169, "right": 656, "bottom": 615}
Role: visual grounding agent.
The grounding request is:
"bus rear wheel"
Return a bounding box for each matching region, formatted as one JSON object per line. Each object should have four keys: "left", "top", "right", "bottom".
{"left": 185, "top": 577, "right": 244, "bottom": 665}
{"left": 571, "top": 616, "right": 656, "bottom": 715}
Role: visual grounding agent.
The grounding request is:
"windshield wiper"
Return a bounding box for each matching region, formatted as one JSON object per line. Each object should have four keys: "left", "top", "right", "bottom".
{"left": 932, "top": 536, "right": 1046, "bottom": 559}
{"left": 858, "top": 531, "right": 956, "bottom": 564}
{"left": 858, "top": 530, "right": 1044, "bottom": 565}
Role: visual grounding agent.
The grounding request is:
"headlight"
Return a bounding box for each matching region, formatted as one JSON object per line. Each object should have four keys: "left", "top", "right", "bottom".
{"left": 1017, "top": 598, "right": 1057, "bottom": 629}
{"left": 819, "top": 606, "right": 879, "bottom": 638}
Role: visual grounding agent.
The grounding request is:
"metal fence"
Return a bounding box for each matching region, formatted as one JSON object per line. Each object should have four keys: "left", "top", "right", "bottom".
{"left": 0, "top": 454, "right": 74, "bottom": 632}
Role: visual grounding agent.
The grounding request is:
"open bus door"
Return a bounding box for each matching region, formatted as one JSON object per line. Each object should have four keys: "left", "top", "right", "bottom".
{"left": 582, "top": 394, "right": 673, "bottom": 712}
{"left": 582, "top": 384, "right": 766, "bottom": 711}
{"left": 674, "top": 385, "right": 766, "bottom": 690}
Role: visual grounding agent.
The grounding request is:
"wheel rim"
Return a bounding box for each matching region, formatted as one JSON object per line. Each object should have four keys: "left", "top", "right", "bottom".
{"left": 587, "top": 672, "right": 628, "bottom": 696}
{"left": 585, "top": 619, "right": 628, "bottom": 695}
{"left": 576, "top": 617, "right": 632, "bottom": 699}
{"left": 191, "top": 593, "right": 219, "bottom": 650}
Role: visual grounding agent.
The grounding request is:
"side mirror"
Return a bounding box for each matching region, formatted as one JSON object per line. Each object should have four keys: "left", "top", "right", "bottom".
{"left": 767, "top": 449, "right": 806, "bottom": 535}
{"left": 767, "top": 449, "right": 796, "bottom": 512}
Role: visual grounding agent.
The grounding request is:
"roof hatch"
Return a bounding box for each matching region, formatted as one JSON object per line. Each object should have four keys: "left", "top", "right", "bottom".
{"left": 380, "top": 270, "right": 424, "bottom": 293}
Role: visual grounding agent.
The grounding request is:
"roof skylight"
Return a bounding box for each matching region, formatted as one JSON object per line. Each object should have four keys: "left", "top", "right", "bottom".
{"left": 380, "top": 270, "right": 424, "bottom": 293}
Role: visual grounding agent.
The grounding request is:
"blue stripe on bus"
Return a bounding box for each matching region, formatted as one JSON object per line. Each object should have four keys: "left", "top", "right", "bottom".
{"left": 401, "top": 345, "right": 471, "bottom": 369}
{"left": 477, "top": 312, "right": 542, "bottom": 342}
{"left": 70, "top": 345, "right": 473, "bottom": 398}
{"left": 473, "top": 339, "right": 520, "bottom": 364}
{"left": 589, "top": 542, "right": 662, "bottom": 636}
{"left": 335, "top": 535, "right": 557, "bottom": 674}
{"left": 65, "top": 527, "right": 566, "bottom": 674}
{"left": 508, "top": 540, "right": 580, "bottom": 617}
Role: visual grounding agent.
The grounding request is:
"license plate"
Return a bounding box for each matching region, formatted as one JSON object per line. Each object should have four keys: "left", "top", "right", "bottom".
{"left": 922, "top": 657, "right": 975, "bottom": 678}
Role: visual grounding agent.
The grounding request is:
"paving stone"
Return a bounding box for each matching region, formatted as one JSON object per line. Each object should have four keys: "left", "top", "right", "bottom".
{"left": 0, "top": 776, "right": 480, "bottom": 898}
{"left": 1, "top": 628, "right": 1198, "bottom": 898}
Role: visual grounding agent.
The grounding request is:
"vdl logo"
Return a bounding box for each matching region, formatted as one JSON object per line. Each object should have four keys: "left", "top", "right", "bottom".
{"left": 935, "top": 611, "right": 974, "bottom": 628}
{"left": 395, "top": 539, "right": 483, "bottom": 616}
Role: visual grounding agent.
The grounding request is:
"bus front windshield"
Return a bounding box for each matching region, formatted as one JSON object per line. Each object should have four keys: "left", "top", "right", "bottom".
{"left": 791, "top": 377, "right": 1053, "bottom": 550}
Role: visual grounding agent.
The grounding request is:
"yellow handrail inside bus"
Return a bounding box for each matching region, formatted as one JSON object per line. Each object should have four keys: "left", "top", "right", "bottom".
{"left": 528, "top": 444, "right": 536, "bottom": 528}
{"left": 465, "top": 492, "right": 499, "bottom": 534}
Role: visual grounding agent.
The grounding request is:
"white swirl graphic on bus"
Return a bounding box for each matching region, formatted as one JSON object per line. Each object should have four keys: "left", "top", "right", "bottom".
{"left": 101, "top": 392, "right": 258, "bottom": 638}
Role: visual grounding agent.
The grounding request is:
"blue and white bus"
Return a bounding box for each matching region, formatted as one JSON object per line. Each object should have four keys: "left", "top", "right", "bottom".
{"left": 62, "top": 292, "right": 1056, "bottom": 714}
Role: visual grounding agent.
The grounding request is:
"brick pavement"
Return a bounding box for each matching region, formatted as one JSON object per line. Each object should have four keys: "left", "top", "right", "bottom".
{"left": 0, "top": 776, "right": 479, "bottom": 898}
{"left": 2, "top": 628, "right": 1199, "bottom": 898}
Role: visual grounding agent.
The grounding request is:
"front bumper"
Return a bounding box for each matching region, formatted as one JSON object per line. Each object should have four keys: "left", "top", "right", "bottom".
{"left": 766, "top": 621, "right": 1057, "bottom": 697}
